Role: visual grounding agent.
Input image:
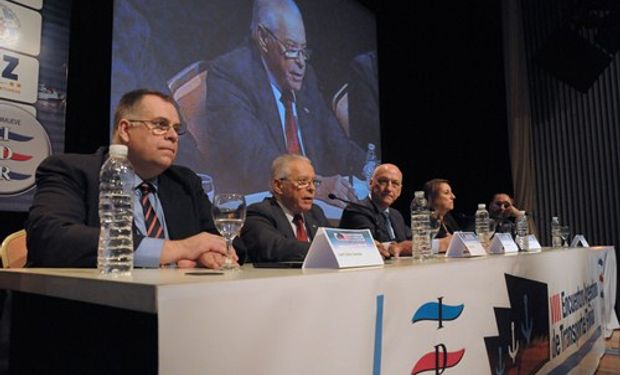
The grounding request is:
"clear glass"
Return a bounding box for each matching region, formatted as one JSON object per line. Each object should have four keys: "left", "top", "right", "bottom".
{"left": 488, "top": 218, "right": 497, "bottom": 241}
{"left": 559, "top": 225, "right": 571, "bottom": 247}
{"left": 212, "top": 193, "right": 246, "bottom": 270}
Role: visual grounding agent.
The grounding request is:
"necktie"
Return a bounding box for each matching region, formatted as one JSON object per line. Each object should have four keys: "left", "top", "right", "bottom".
{"left": 138, "top": 182, "right": 164, "bottom": 239}
{"left": 383, "top": 211, "right": 396, "bottom": 241}
{"left": 280, "top": 90, "right": 301, "bottom": 154}
{"left": 293, "top": 214, "right": 308, "bottom": 242}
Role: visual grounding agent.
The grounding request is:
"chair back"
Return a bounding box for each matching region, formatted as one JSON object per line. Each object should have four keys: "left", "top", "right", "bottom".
{"left": 167, "top": 60, "right": 208, "bottom": 145}
{"left": 331, "top": 83, "right": 349, "bottom": 136}
{"left": 1, "top": 229, "right": 27, "bottom": 268}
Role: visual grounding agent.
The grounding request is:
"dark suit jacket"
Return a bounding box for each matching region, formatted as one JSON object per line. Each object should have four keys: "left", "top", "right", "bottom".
{"left": 202, "top": 41, "right": 365, "bottom": 194}
{"left": 26, "top": 147, "right": 245, "bottom": 267}
{"left": 436, "top": 212, "right": 461, "bottom": 239}
{"left": 240, "top": 197, "right": 329, "bottom": 262}
{"left": 339, "top": 197, "right": 410, "bottom": 243}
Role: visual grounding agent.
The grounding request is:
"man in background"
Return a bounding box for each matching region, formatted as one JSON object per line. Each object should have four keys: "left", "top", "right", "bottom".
{"left": 27, "top": 89, "right": 243, "bottom": 268}
{"left": 339, "top": 163, "right": 411, "bottom": 257}
{"left": 202, "top": 0, "right": 364, "bottom": 206}
{"left": 489, "top": 192, "right": 524, "bottom": 233}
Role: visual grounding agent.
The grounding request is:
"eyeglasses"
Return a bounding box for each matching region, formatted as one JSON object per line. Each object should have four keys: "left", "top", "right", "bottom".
{"left": 263, "top": 26, "right": 312, "bottom": 61}
{"left": 279, "top": 177, "right": 321, "bottom": 189}
{"left": 375, "top": 178, "right": 402, "bottom": 188}
{"left": 127, "top": 119, "right": 185, "bottom": 136}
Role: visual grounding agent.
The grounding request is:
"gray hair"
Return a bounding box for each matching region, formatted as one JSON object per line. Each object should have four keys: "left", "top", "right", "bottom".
{"left": 271, "top": 153, "right": 312, "bottom": 180}
{"left": 250, "top": 0, "right": 302, "bottom": 36}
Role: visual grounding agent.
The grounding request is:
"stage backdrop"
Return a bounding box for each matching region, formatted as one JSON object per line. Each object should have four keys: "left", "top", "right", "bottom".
{"left": 0, "top": 0, "right": 71, "bottom": 211}
{"left": 110, "top": 0, "right": 379, "bottom": 219}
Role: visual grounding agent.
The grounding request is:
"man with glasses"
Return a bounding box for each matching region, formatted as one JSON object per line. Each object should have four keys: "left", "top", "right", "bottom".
{"left": 202, "top": 0, "right": 364, "bottom": 207}
{"left": 240, "top": 154, "right": 329, "bottom": 262}
{"left": 26, "top": 89, "right": 244, "bottom": 269}
{"left": 339, "top": 164, "right": 412, "bottom": 257}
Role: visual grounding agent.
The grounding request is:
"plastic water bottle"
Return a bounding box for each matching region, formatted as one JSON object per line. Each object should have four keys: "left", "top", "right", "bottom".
{"left": 411, "top": 191, "right": 431, "bottom": 260}
{"left": 551, "top": 216, "right": 562, "bottom": 248}
{"left": 98, "top": 144, "right": 134, "bottom": 275}
{"left": 362, "top": 143, "right": 379, "bottom": 183}
{"left": 515, "top": 211, "right": 529, "bottom": 251}
{"left": 475, "top": 203, "right": 490, "bottom": 250}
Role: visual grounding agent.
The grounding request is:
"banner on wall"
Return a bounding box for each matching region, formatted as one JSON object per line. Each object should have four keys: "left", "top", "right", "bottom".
{"left": 0, "top": 0, "right": 71, "bottom": 211}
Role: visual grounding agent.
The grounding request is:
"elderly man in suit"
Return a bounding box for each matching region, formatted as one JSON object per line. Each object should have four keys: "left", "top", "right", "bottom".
{"left": 339, "top": 163, "right": 412, "bottom": 257}
{"left": 26, "top": 89, "right": 243, "bottom": 269}
{"left": 240, "top": 154, "right": 329, "bottom": 262}
{"left": 201, "top": 0, "right": 364, "bottom": 207}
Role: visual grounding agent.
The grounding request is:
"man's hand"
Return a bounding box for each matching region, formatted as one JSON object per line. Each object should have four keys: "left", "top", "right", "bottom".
{"left": 316, "top": 174, "right": 357, "bottom": 208}
{"left": 160, "top": 232, "right": 239, "bottom": 268}
{"left": 389, "top": 240, "right": 412, "bottom": 257}
{"left": 374, "top": 241, "right": 391, "bottom": 259}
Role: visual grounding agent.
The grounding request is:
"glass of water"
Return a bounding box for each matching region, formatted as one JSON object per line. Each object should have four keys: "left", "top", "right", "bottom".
{"left": 212, "top": 193, "right": 246, "bottom": 270}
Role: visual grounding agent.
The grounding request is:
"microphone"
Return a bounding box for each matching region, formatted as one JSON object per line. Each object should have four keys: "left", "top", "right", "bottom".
{"left": 328, "top": 193, "right": 370, "bottom": 211}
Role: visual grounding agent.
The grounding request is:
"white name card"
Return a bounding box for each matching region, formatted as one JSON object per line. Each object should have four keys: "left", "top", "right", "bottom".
{"left": 527, "top": 235, "right": 542, "bottom": 250}
{"left": 303, "top": 228, "right": 384, "bottom": 269}
{"left": 446, "top": 232, "right": 487, "bottom": 257}
{"left": 570, "top": 235, "right": 589, "bottom": 247}
{"left": 489, "top": 233, "right": 519, "bottom": 254}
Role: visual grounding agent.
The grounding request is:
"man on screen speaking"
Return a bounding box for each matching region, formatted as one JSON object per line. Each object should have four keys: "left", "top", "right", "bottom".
{"left": 201, "top": 0, "right": 365, "bottom": 207}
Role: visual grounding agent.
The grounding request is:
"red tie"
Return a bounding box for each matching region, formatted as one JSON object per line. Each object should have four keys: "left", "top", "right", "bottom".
{"left": 138, "top": 182, "right": 164, "bottom": 239}
{"left": 280, "top": 90, "right": 301, "bottom": 154}
{"left": 293, "top": 214, "right": 308, "bottom": 242}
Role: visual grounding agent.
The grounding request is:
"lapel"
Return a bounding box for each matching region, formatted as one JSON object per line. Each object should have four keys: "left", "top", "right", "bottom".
{"left": 268, "top": 198, "right": 296, "bottom": 239}
{"left": 157, "top": 170, "right": 195, "bottom": 239}
{"left": 250, "top": 45, "right": 287, "bottom": 152}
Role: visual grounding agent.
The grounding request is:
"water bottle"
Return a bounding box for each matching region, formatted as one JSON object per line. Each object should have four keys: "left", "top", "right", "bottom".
{"left": 515, "top": 211, "right": 529, "bottom": 251}
{"left": 551, "top": 216, "right": 562, "bottom": 248}
{"left": 98, "top": 144, "right": 134, "bottom": 275}
{"left": 475, "top": 203, "right": 490, "bottom": 250}
{"left": 411, "top": 191, "right": 431, "bottom": 260}
{"left": 362, "top": 143, "right": 379, "bottom": 183}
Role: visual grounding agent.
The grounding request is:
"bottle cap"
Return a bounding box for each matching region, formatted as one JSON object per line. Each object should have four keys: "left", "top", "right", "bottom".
{"left": 368, "top": 143, "right": 375, "bottom": 151}
{"left": 478, "top": 203, "right": 486, "bottom": 209}
{"left": 109, "top": 144, "right": 128, "bottom": 157}
{"left": 414, "top": 191, "right": 425, "bottom": 198}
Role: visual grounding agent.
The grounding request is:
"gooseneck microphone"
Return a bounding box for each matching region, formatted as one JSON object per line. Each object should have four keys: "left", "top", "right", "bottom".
{"left": 328, "top": 193, "right": 370, "bottom": 211}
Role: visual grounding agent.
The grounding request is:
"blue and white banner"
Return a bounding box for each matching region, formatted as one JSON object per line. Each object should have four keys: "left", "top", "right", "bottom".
{"left": 0, "top": 0, "right": 71, "bottom": 211}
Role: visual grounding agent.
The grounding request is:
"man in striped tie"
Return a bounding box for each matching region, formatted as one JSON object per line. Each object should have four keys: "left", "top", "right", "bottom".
{"left": 27, "top": 89, "right": 244, "bottom": 269}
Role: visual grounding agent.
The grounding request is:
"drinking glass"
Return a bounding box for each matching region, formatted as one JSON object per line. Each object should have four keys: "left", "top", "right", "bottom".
{"left": 559, "top": 225, "right": 570, "bottom": 247}
{"left": 212, "top": 193, "right": 246, "bottom": 270}
{"left": 488, "top": 218, "right": 497, "bottom": 240}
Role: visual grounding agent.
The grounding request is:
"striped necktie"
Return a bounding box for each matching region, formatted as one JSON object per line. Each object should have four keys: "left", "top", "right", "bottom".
{"left": 138, "top": 182, "right": 164, "bottom": 239}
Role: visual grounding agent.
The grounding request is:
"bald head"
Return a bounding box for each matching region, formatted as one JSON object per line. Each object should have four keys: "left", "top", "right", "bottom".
{"left": 251, "top": 0, "right": 304, "bottom": 37}
{"left": 370, "top": 163, "right": 403, "bottom": 209}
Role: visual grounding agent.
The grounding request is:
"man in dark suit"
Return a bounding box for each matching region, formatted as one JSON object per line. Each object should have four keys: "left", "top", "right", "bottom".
{"left": 26, "top": 89, "right": 242, "bottom": 268}
{"left": 339, "top": 163, "right": 412, "bottom": 257}
{"left": 240, "top": 154, "right": 328, "bottom": 262}
{"left": 201, "top": 0, "right": 364, "bottom": 207}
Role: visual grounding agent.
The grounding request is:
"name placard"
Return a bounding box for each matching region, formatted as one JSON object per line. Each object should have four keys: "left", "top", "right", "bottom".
{"left": 446, "top": 232, "right": 486, "bottom": 257}
{"left": 488, "top": 233, "right": 519, "bottom": 254}
{"left": 303, "top": 228, "right": 384, "bottom": 269}
{"left": 527, "top": 235, "right": 542, "bottom": 251}
{"left": 570, "top": 235, "right": 589, "bottom": 248}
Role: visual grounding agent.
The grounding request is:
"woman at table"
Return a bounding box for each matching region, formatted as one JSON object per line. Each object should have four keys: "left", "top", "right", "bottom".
{"left": 424, "top": 178, "right": 460, "bottom": 252}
